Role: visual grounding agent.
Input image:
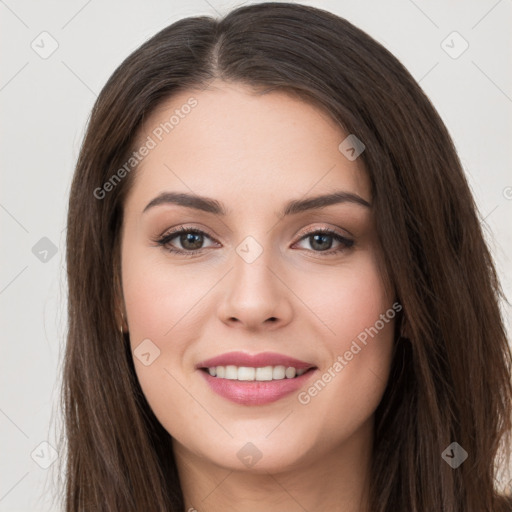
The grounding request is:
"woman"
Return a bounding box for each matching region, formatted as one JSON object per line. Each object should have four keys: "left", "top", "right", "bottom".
{"left": 61, "top": 2, "right": 512, "bottom": 510}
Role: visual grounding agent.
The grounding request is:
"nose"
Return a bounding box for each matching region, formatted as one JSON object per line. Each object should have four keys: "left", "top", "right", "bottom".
{"left": 217, "top": 242, "right": 294, "bottom": 331}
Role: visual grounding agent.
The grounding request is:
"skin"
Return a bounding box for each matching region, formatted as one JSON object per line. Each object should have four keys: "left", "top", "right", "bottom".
{"left": 120, "top": 80, "right": 397, "bottom": 512}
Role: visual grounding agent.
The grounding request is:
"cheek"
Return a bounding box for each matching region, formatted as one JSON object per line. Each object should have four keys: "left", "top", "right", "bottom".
{"left": 295, "top": 250, "right": 393, "bottom": 346}
{"left": 121, "top": 247, "right": 204, "bottom": 434}
{"left": 293, "top": 251, "right": 395, "bottom": 431}
{"left": 121, "top": 242, "right": 218, "bottom": 408}
{"left": 122, "top": 244, "right": 209, "bottom": 346}
{"left": 123, "top": 263, "right": 180, "bottom": 341}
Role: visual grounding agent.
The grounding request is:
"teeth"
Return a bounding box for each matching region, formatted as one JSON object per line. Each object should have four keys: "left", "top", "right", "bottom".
{"left": 225, "top": 365, "right": 238, "bottom": 380}
{"left": 255, "top": 366, "right": 273, "bottom": 381}
{"left": 272, "top": 365, "right": 285, "bottom": 380}
{"left": 238, "top": 367, "right": 256, "bottom": 381}
{"left": 285, "top": 367, "right": 296, "bottom": 379}
{"left": 205, "top": 365, "right": 310, "bottom": 381}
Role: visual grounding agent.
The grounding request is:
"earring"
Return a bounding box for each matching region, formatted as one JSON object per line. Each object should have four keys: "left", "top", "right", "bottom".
{"left": 119, "top": 310, "right": 128, "bottom": 333}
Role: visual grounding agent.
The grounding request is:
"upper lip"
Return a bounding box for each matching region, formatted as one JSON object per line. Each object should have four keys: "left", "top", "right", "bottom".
{"left": 196, "top": 351, "right": 316, "bottom": 370}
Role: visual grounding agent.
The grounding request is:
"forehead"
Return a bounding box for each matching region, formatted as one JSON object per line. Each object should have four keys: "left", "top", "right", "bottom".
{"left": 126, "top": 81, "right": 370, "bottom": 210}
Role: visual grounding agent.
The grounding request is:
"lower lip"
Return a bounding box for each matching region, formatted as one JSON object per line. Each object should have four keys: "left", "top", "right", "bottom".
{"left": 199, "top": 368, "right": 317, "bottom": 405}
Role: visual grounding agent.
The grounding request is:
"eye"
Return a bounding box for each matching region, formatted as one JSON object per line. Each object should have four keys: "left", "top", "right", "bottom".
{"left": 154, "top": 226, "right": 218, "bottom": 257}
{"left": 293, "top": 227, "right": 354, "bottom": 255}
{"left": 154, "top": 226, "right": 354, "bottom": 257}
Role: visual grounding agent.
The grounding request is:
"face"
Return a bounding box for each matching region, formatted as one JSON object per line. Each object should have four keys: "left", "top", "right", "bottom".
{"left": 120, "top": 80, "right": 397, "bottom": 473}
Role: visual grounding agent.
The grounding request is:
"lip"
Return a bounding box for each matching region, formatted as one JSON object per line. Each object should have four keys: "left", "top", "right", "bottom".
{"left": 196, "top": 351, "right": 315, "bottom": 370}
{"left": 199, "top": 368, "right": 318, "bottom": 405}
{"left": 196, "top": 351, "right": 318, "bottom": 406}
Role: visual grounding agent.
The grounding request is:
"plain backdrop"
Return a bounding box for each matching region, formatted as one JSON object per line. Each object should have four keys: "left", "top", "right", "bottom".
{"left": 1, "top": 0, "right": 511, "bottom": 510}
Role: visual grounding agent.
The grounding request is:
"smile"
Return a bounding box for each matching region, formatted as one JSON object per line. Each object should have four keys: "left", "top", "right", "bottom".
{"left": 196, "top": 351, "right": 318, "bottom": 405}
{"left": 204, "top": 365, "right": 310, "bottom": 380}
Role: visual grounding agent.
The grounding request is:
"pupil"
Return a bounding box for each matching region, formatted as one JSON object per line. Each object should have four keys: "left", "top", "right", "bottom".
{"left": 181, "top": 233, "right": 203, "bottom": 250}
{"left": 178, "top": 233, "right": 333, "bottom": 252}
{"left": 311, "top": 234, "right": 332, "bottom": 251}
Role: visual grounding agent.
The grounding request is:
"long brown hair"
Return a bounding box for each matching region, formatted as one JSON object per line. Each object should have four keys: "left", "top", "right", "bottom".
{"left": 60, "top": 2, "right": 512, "bottom": 510}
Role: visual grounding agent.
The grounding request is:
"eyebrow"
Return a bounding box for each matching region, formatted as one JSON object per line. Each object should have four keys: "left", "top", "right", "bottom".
{"left": 143, "top": 190, "right": 371, "bottom": 216}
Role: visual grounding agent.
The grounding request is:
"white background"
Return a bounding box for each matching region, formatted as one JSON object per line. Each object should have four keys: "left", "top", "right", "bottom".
{"left": 1, "top": 0, "right": 511, "bottom": 510}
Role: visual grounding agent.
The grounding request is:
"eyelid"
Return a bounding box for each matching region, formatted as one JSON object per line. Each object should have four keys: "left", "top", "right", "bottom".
{"left": 291, "top": 225, "right": 354, "bottom": 253}
{"left": 154, "top": 223, "right": 354, "bottom": 256}
{"left": 156, "top": 223, "right": 350, "bottom": 243}
{"left": 297, "top": 224, "right": 354, "bottom": 239}
{"left": 156, "top": 225, "right": 220, "bottom": 246}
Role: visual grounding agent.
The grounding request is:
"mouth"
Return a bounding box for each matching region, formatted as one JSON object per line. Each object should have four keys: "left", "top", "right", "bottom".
{"left": 199, "top": 365, "right": 316, "bottom": 381}
{"left": 196, "top": 351, "right": 318, "bottom": 405}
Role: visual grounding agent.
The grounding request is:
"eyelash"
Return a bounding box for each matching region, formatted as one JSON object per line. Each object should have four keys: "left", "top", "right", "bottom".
{"left": 154, "top": 225, "right": 354, "bottom": 258}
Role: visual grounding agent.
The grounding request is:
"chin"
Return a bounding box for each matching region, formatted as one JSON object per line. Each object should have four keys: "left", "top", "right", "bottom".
{"left": 186, "top": 429, "right": 315, "bottom": 474}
